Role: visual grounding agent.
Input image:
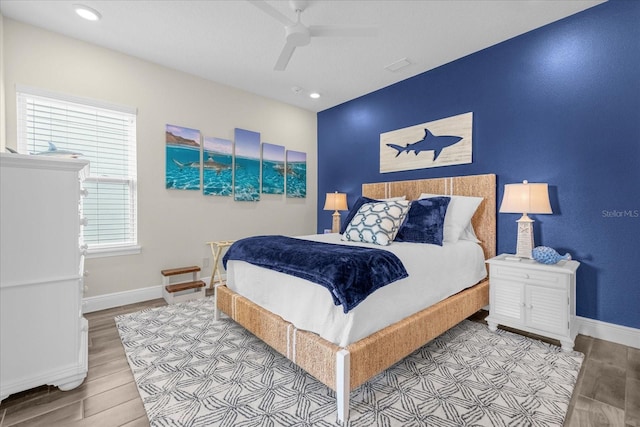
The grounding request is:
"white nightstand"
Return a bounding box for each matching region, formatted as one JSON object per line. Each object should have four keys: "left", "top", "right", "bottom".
{"left": 485, "top": 254, "right": 580, "bottom": 351}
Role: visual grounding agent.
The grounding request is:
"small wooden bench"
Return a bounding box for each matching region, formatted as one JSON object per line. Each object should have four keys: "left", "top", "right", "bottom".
{"left": 161, "top": 266, "right": 205, "bottom": 304}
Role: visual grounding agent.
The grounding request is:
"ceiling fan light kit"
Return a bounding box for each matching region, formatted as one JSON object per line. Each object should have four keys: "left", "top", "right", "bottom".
{"left": 249, "top": 0, "right": 377, "bottom": 71}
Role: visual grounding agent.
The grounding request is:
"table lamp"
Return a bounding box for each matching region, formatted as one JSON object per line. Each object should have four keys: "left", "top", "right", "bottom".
{"left": 323, "top": 192, "right": 348, "bottom": 233}
{"left": 499, "top": 180, "right": 552, "bottom": 258}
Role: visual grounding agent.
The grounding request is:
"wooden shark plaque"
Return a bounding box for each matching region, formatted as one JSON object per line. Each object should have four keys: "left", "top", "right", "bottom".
{"left": 380, "top": 112, "right": 473, "bottom": 173}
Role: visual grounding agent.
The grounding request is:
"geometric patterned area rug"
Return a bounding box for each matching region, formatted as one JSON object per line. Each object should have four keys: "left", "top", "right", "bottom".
{"left": 115, "top": 297, "right": 583, "bottom": 427}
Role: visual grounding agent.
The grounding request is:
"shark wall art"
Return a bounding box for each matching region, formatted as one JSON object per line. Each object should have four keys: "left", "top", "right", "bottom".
{"left": 380, "top": 112, "right": 473, "bottom": 173}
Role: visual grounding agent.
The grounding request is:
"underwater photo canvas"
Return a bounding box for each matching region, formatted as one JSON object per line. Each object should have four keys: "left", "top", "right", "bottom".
{"left": 285, "top": 150, "right": 306, "bottom": 198}
{"left": 202, "top": 137, "right": 233, "bottom": 196}
{"left": 261, "top": 143, "right": 285, "bottom": 195}
{"left": 166, "top": 124, "right": 201, "bottom": 190}
{"left": 234, "top": 128, "right": 261, "bottom": 201}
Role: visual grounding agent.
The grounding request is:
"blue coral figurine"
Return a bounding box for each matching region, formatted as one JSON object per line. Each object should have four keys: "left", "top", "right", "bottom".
{"left": 532, "top": 246, "right": 571, "bottom": 264}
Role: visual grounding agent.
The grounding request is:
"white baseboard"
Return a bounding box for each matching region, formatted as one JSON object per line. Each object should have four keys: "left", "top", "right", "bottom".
{"left": 576, "top": 316, "right": 640, "bottom": 349}
{"left": 83, "top": 285, "right": 162, "bottom": 313}
{"left": 83, "top": 276, "right": 212, "bottom": 313}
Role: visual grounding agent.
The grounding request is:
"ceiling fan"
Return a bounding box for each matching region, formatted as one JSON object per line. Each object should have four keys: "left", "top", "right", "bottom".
{"left": 248, "top": 0, "right": 377, "bottom": 71}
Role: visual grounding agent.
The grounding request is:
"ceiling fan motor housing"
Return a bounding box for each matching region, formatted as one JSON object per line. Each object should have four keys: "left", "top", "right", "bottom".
{"left": 286, "top": 22, "right": 311, "bottom": 46}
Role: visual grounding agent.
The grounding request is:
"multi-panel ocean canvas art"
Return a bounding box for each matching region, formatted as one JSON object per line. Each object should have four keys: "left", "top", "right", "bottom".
{"left": 202, "top": 137, "right": 233, "bottom": 196}
{"left": 286, "top": 150, "right": 307, "bottom": 198}
{"left": 166, "top": 124, "right": 201, "bottom": 190}
{"left": 234, "top": 128, "right": 261, "bottom": 202}
{"left": 261, "top": 143, "right": 285, "bottom": 195}
{"left": 165, "top": 124, "right": 305, "bottom": 200}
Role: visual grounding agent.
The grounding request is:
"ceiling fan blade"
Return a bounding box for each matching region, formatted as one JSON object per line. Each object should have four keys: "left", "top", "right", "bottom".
{"left": 248, "top": 0, "right": 294, "bottom": 26}
{"left": 309, "top": 26, "right": 378, "bottom": 38}
{"left": 274, "top": 42, "right": 297, "bottom": 71}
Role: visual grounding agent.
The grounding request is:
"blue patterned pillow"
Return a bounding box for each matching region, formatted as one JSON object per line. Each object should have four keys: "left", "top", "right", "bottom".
{"left": 395, "top": 197, "right": 450, "bottom": 245}
{"left": 340, "top": 196, "right": 378, "bottom": 234}
{"left": 342, "top": 200, "right": 410, "bottom": 246}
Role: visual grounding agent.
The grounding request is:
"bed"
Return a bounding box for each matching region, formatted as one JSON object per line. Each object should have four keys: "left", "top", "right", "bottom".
{"left": 214, "top": 173, "right": 496, "bottom": 422}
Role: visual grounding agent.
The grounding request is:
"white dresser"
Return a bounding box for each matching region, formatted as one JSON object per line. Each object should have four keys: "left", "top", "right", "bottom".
{"left": 1, "top": 153, "right": 89, "bottom": 401}
{"left": 486, "top": 254, "right": 580, "bottom": 351}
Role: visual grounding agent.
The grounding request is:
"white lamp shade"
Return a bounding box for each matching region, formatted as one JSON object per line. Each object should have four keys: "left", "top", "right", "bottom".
{"left": 499, "top": 181, "right": 552, "bottom": 215}
{"left": 323, "top": 192, "right": 348, "bottom": 211}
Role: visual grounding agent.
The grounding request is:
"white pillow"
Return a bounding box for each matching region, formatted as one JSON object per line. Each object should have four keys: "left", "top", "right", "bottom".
{"left": 460, "top": 222, "right": 481, "bottom": 243}
{"left": 342, "top": 200, "right": 410, "bottom": 246}
{"left": 380, "top": 196, "right": 406, "bottom": 201}
{"left": 419, "top": 193, "right": 483, "bottom": 243}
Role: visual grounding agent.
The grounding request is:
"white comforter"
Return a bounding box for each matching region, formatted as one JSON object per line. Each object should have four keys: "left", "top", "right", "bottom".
{"left": 225, "top": 233, "right": 487, "bottom": 347}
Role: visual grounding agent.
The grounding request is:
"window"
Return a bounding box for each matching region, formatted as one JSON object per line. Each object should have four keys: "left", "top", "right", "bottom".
{"left": 17, "top": 86, "right": 139, "bottom": 257}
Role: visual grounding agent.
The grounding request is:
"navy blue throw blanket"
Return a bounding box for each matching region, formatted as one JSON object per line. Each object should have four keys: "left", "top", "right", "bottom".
{"left": 223, "top": 235, "right": 408, "bottom": 313}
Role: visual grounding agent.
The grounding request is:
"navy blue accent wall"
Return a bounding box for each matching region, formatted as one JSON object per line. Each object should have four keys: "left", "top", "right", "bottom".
{"left": 317, "top": 1, "right": 639, "bottom": 329}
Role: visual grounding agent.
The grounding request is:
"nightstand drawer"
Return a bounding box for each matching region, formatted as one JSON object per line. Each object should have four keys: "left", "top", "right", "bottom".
{"left": 491, "top": 265, "right": 568, "bottom": 287}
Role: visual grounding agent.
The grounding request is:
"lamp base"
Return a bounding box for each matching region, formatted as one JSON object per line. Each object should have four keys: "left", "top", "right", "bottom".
{"left": 515, "top": 215, "right": 535, "bottom": 258}
{"left": 332, "top": 211, "right": 341, "bottom": 233}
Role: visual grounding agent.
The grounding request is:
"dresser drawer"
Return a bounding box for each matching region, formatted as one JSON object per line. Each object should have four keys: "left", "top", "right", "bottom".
{"left": 491, "top": 264, "right": 569, "bottom": 287}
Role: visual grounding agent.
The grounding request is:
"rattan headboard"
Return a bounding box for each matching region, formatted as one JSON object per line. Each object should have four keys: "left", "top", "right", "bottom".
{"left": 362, "top": 174, "right": 496, "bottom": 260}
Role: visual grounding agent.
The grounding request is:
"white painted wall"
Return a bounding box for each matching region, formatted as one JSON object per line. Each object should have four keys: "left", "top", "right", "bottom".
{"left": 1, "top": 14, "right": 6, "bottom": 151}
{"left": 1, "top": 18, "right": 317, "bottom": 298}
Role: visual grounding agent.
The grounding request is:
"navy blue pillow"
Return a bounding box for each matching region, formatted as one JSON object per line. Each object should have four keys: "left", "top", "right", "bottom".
{"left": 394, "top": 197, "right": 451, "bottom": 245}
{"left": 339, "top": 196, "right": 379, "bottom": 234}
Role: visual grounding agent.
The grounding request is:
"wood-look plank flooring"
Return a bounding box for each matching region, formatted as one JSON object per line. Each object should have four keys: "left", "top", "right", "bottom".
{"left": 467, "top": 312, "right": 640, "bottom": 427}
{"left": 1, "top": 297, "right": 638, "bottom": 426}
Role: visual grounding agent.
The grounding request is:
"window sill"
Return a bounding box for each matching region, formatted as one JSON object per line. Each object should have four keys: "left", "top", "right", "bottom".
{"left": 86, "top": 245, "right": 141, "bottom": 259}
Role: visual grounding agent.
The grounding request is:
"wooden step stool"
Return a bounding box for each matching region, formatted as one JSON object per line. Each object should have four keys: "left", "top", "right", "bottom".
{"left": 161, "top": 266, "right": 206, "bottom": 304}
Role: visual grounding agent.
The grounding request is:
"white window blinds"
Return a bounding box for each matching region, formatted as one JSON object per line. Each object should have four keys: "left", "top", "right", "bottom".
{"left": 16, "top": 86, "right": 138, "bottom": 254}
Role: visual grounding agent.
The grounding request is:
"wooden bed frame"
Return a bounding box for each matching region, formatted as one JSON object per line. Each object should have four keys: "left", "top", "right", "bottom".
{"left": 214, "top": 173, "right": 496, "bottom": 422}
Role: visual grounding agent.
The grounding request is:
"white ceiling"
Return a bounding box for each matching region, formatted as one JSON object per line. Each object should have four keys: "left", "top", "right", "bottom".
{"left": 0, "top": 0, "right": 605, "bottom": 112}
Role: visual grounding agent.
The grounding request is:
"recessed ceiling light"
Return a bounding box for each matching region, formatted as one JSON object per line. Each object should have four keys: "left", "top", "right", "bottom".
{"left": 309, "top": 92, "right": 321, "bottom": 99}
{"left": 73, "top": 4, "right": 101, "bottom": 21}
